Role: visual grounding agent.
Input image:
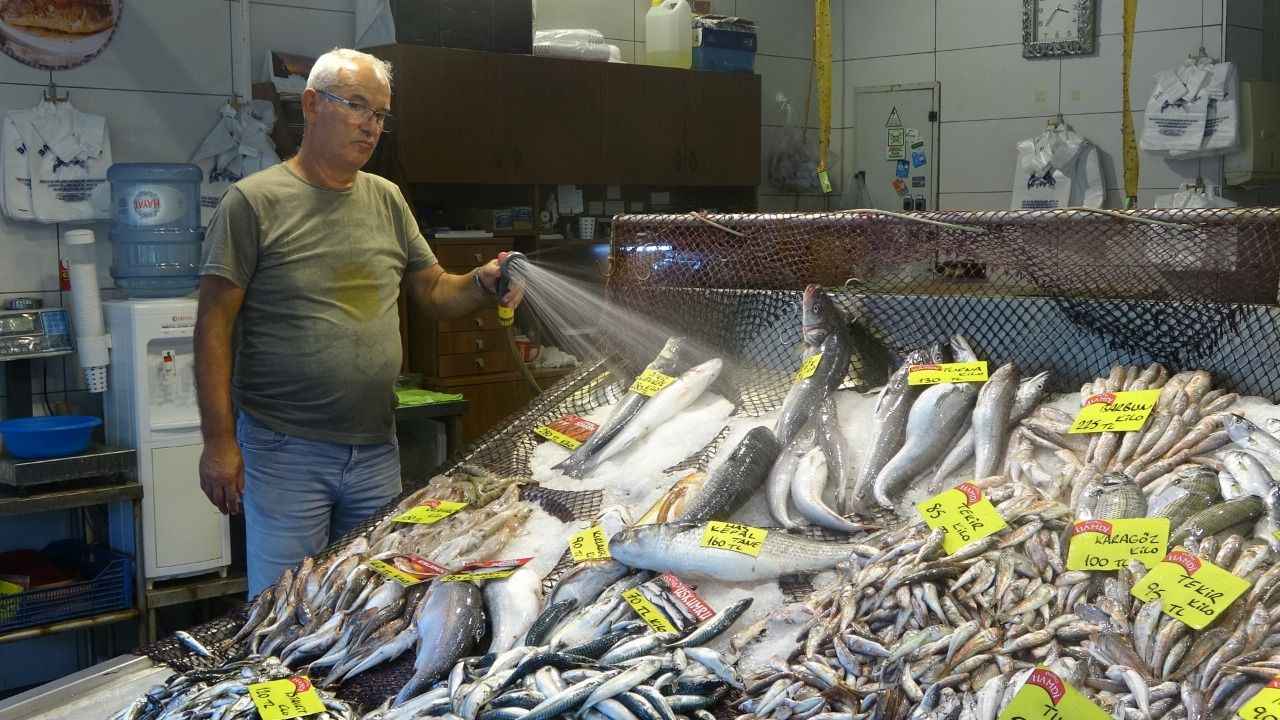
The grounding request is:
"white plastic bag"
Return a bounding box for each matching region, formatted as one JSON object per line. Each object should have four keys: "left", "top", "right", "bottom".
{"left": 1169, "top": 61, "right": 1239, "bottom": 158}
{"left": 767, "top": 93, "right": 839, "bottom": 194}
{"left": 1153, "top": 184, "right": 1237, "bottom": 209}
{"left": 533, "top": 29, "right": 615, "bottom": 62}
{"left": 1011, "top": 125, "right": 1103, "bottom": 210}
{"left": 1141, "top": 60, "right": 1211, "bottom": 153}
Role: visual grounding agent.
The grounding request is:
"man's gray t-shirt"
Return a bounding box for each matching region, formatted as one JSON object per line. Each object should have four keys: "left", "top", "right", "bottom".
{"left": 200, "top": 163, "right": 436, "bottom": 445}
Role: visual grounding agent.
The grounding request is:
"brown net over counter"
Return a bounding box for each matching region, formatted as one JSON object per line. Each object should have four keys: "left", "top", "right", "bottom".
{"left": 141, "top": 207, "right": 1280, "bottom": 710}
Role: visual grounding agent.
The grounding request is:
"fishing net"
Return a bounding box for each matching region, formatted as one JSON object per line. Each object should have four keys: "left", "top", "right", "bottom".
{"left": 142, "top": 207, "right": 1280, "bottom": 709}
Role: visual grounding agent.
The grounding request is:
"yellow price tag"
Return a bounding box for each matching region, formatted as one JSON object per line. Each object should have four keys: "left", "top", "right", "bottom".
{"left": 817, "top": 169, "right": 832, "bottom": 194}
{"left": 1238, "top": 678, "right": 1280, "bottom": 720}
{"left": 699, "top": 521, "right": 768, "bottom": 557}
{"left": 1069, "top": 389, "right": 1161, "bottom": 434}
{"left": 997, "top": 668, "right": 1110, "bottom": 720}
{"left": 907, "top": 361, "right": 989, "bottom": 386}
{"left": 534, "top": 425, "right": 582, "bottom": 450}
{"left": 1066, "top": 518, "right": 1170, "bottom": 571}
{"left": 569, "top": 526, "right": 611, "bottom": 563}
{"left": 392, "top": 499, "right": 468, "bottom": 525}
{"left": 366, "top": 556, "right": 445, "bottom": 587}
{"left": 440, "top": 569, "right": 520, "bottom": 582}
{"left": 622, "top": 588, "right": 676, "bottom": 632}
{"left": 630, "top": 369, "right": 677, "bottom": 397}
{"left": 916, "top": 483, "right": 1008, "bottom": 555}
{"left": 248, "top": 677, "right": 326, "bottom": 720}
{"left": 795, "top": 353, "right": 822, "bottom": 381}
{"left": 1131, "top": 548, "right": 1251, "bottom": 629}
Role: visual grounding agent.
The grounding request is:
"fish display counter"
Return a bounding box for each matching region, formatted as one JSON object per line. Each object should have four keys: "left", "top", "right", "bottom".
{"left": 38, "top": 208, "right": 1280, "bottom": 720}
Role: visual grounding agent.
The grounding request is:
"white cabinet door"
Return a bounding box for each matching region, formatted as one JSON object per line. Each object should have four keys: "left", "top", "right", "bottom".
{"left": 150, "top": 444, "right": 226, "bottom": 570}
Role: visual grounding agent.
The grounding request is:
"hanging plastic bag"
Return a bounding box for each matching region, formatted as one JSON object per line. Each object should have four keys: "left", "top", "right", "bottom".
{"left": 1140, "top": 59, "right": 1212, "bottom": 153}
{"left": 1169, "top": 61, "right": 1239, "bottom": 158}
{"left": 1011, "top": 124, "right": 1102, "bottom": 210}
{"left": 767, "top": 93, "right": 838, "bottom": 194}
{"left": 191, "top": 100, "right": 281, "bottom": 225}
{"left": 1153, "top": 184, "right": 1237, "bottom": 209}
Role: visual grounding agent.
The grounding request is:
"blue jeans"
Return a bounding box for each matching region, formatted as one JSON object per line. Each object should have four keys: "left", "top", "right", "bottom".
{"left": 238, "top": 411, "right": 402, "bottom": 597}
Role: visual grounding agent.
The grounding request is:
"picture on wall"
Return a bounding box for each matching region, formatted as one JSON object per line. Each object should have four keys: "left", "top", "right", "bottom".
{"left": 0, "top": 0, "right": 122, "bottom": 71}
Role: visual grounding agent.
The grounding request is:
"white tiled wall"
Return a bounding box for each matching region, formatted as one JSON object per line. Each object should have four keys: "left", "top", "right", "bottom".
{"left": 0, "top": 0, "right": 358, "bottom": 415}
{"left": 834, "top": 0, "right": 1240, "bottom": 212}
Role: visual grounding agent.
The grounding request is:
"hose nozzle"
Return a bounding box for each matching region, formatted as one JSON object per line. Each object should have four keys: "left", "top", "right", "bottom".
{"left": 496, "top": 251, "right": 527, "bottom": 327}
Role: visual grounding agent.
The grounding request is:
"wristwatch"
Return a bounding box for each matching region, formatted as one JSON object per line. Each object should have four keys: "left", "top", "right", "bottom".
{"left": 473, "top": 268, "right": 497, "bottom": 296}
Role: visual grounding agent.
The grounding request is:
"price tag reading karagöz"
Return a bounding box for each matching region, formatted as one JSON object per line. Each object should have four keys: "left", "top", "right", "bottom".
{"left": 1237, "top": 678, "right": 1280, "bottom": 720}
{"left": 622, "top": 588, "right": 677, "bottom": 632}
{"left": 916, "top": 483, "right": 1007, "bottom": 554}
{"left": 997, "top": 667, "right": 1110, "bottom": 720}
{"left": 569, "top": 526, "right": 611, "bottom": 562}
{"left": 1069, "top": 389, "right": 1161, "bottom": 434}
{"left": 699, "top": 521, "right": 768, "bottom": 557}
{"left": 630, "top": 369, "right": 677, "bottom": 397}
{"left": 392, "top": 500, "right": 467, "bottom": 525}
{"left": 795, "top": 353, "right": 822, "bottom": 381}
{"left": 1066, "top": 518, "right": 1170, "bottom": 571}
{"left": 1131, "top": 548, "right": 1251, "bottom": 629}
{"left": 248, "top": 677, "right": 326, "bottom": 720}
{"left": 907, "top": 361, "right": 989, "bottom": 386}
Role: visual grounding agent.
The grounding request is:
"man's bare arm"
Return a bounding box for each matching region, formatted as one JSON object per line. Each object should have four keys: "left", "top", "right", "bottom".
{"left": 403, "top": 262, "right": 501, "bottom": 320}
{"left": 195, "top": 275, "right": 246, "bottom": 514}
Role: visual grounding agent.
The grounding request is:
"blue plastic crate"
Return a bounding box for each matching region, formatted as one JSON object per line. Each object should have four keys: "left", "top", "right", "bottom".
{"left": 694, "top": 26, "right": 756, "bottom": 73}
{"left": 0, "top": 551, "right": 133, "bottom": 633}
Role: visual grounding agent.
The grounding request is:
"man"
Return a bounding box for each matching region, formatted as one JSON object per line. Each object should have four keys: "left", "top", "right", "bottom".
{"left": 195, "top": 48, "right": 520, "bottom": 597}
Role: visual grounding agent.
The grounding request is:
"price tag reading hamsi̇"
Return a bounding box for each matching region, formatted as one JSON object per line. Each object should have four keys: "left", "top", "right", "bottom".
{"left": 996, "top": 667, "right": 1110, "bottom": 720}
{"left": 392, "top": 499, "right": 468, "bottom": 525}
{"left": 1069, "top": 389, "right": 1161, "bottom": 434}
{"left": 569, "top": 526, "right": 611, "bottom": 562}
{"left": 1132, "top": 548, "right": 1251, "bottom": 629}
{"left": 533, "top": 415, "right": 599, "bottom": 450}
{"left": 916, "top": 483, "right": 1007, "bottom": 554}
{"left": 1237, "top": 677, "right": 1280, "bottom": 720}
{"left": 795, "top": 353, "right": 822, "bottom": 381}
{"left": 630, "top": 369, "right": 677, "bottom": 397}
{"left": 248, "top": 676, "right": 326, "bottom": 720}
{"left": 907, "top": 361, "right": 989, "bottom": 386}
{"left": 1066, "top": 518, "right": 1170, "bottom": 571}
{"left": 699, "top": 521, "right": 768, "bottom": 557}
{"left": 622, "top": 588, "right": 677, "bottom": 632}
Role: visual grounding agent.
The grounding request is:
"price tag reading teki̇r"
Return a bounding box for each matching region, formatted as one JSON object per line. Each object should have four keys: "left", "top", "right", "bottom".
{"left": 916, "top": 483, "right": 1008, "bottom": 555}
{"left": 622, "top": 588, "right": 677, "bottom": 632}
{"left": 907, "top": 361, "right": 990, "bottom": 386}
{"left": 997, "top": 667, "right": 1110, "bottom": 720}
{"left": 439, "top": 557, "right": 532, "bottom": 583}
{"left": 569, "top": 526, "right": 611, "bottom": 562}
{"left": 795, "top": 353, "right": 822, "bottom": 381}
{"left": 630, "top": 369, "right": 677, "bottom": 397}
{"left": 534, "top": 415, "right": 600, "bottom": 451}
{"left": 392, "top": 499, "right": 468, "bottom": 525}
{"left": 1066, "top": 518, "right": 1170, "bottom": 572}
{"left": 248, "top": 676, "right": 326, "bottom": 720}
{"left": 1069, "top": 389, "right": 1161, "bottom": 434}
{"left": 1132, "top": 548, "right": 1252, "bottom": 629}
{"left": 699, "top": 521, "right": 768, "bottom": 557}
{"left": 1238, "top": 677, "right": 1280, "bottom": 720}
{"left": 366, "top": 554, "right": 447, "bottom": 587}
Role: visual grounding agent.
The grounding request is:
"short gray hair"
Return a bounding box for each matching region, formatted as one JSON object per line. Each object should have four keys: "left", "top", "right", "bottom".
{"left": 307, "top": 48, "right": 393, "bottom": 91}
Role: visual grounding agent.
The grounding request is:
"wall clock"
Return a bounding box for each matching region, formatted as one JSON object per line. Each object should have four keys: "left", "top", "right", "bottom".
{"left": 1023, "top": 0, "right": 1097, "bottom": 58}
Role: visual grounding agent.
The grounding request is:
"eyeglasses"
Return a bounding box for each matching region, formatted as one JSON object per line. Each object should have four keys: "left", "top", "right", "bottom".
{"left": 317, "top": 89, "right": 394, "bottom": 132}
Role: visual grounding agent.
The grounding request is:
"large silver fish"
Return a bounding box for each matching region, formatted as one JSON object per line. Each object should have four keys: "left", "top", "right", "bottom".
{"left": 815, "top": 395, "right": 855, "bottom": 513}
{"left": 932, "top": 370, "right": 1048, "bottom": 487}
{"left": 1226, "top": 414, "right": 1280, "bottom": 464}
{"left": 610, "top": 521, "right": 859, "bottom": 581}
{"left": 790, "top": 446, "right": 869, "bottom": 533}
{"left": 484, "top": 565, "right": 543, "bottom": 655}
{"left": 971, "top": 363, "right": 1019, "bottom": 479}
{"left": 774, "top": 286, "right": 853, "bottom": 448}
{"left": 393, "top": 580, "right": 486, "bottom": 707}
{"left": 767, "top": 429, "right": 815, "bottom": 528}
{"left": 678, "top": 426, "right": 781, "bottom": 523}
{"left": 850, "top": 347, "right": 938, "bottom": 514}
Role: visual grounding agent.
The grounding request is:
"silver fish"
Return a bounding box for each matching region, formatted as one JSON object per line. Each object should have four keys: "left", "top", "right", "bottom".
{"left": 972, "top": 363, "right": 1019, "bottom": 479}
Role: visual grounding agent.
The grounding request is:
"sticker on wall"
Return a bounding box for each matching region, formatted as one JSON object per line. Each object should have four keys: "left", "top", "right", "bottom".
{"left": 0, "top": 0, "right": 123, "bottom": 71}
{"left": 896, "top": 160, "right": 910, "bottom": 178}
{"left": 885, "top": 106, "right": 903, "bottom": 127}
{"left": 912, "top": 176, "right": 926, "bottom": 188}
{"left": 912, "top": 141, "right": 928, "bottom": 168}
{"left": 887, "top": 127, "right": 906, "bottom": 160}
{"left": 905, "top": 128, "right": 920, "bottom": 143}
{"left": 891, "top": 177, "right": 908, "bottom": 194}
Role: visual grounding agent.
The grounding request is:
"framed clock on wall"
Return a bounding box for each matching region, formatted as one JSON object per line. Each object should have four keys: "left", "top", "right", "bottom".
{"left": 1023, "top": 0, "right": 1097, "bottom": 58}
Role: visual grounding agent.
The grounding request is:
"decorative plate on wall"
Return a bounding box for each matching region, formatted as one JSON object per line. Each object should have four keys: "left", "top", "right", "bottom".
{"left": 0, "top": 0, "right": 123, "bottom": 71}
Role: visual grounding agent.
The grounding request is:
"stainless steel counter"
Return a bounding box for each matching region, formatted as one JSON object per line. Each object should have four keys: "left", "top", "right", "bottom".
{"left": 0, "top": 655, "right": 168, "bottom": 720}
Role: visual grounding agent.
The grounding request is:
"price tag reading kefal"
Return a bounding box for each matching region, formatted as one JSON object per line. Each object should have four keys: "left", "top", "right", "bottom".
{"left": 569, "top": 526, "right": 611, "bottom": 562}
{"left": 907, "top": 361, "right": 989, "bottom": 386}
{"left": 622, "top": 588, "right": 677, "bottom": 632}
{"left": 249, "top": 676, "right": 326, "bottom": 720}
{"left": 1237, "top": 677, "right": 1280, "bottom": 720}
{"left": 916, "top": 483, "right": 1007, "bottom": 555}
{"left": 1132, "top": 548, "right": 1251, "bottom": 629}
{"left": 1066, "top": 518, "right": 1170, "bottom": 571}
{"left": 795, "top": 353, "right": 822, "bottom": 381}
{"left": 699, "top": 521, "right": 768, "bottom": 557}
{"left": 534, "top": 415, "right": 600, "bottom": 451}
{"left": 630, "top": 369, "right": 677, "bottom": 397}
{"left": 1069, "top": 389, "right": 1161, "bottom": 434}
{"left": 997, "top": 667, "right": 1110, "bottom": 720}
{"left": 392, "top": 500, "right": 467, "bottom": 525}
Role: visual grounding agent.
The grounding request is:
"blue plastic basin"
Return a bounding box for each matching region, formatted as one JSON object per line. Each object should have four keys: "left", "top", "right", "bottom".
{"left": 0, "top": 416, "right": 103, "bottom": 459}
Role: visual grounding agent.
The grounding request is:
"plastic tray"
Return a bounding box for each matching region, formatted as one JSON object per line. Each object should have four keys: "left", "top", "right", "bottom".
{"left": 0, "top": 551, "right": 133, "bottom": 633}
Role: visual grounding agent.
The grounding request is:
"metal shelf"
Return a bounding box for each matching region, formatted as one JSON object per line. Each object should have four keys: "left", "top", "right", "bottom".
{"left": 0, "top": 608, "right": 139, "bottom": 645}
{"left": 0, "top": 479, "right": 141, "bottom": 516}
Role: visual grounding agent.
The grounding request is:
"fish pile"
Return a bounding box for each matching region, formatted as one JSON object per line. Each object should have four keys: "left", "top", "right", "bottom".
{"left": 108, "top": 655, "right": 356, "bottom": 720}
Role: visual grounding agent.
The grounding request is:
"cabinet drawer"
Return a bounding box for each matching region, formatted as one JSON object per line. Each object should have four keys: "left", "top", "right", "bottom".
{"left": 434, "top": 243, "right": 512, "bottom": 270}
{"left": 440, "top": 312, "right": 505, "bottom": 332}
{"left": 438, "top": 350, "right": 514, "bottom": 377}
{"left": 439, "top": 330, "right": 506, "bottom": 355}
